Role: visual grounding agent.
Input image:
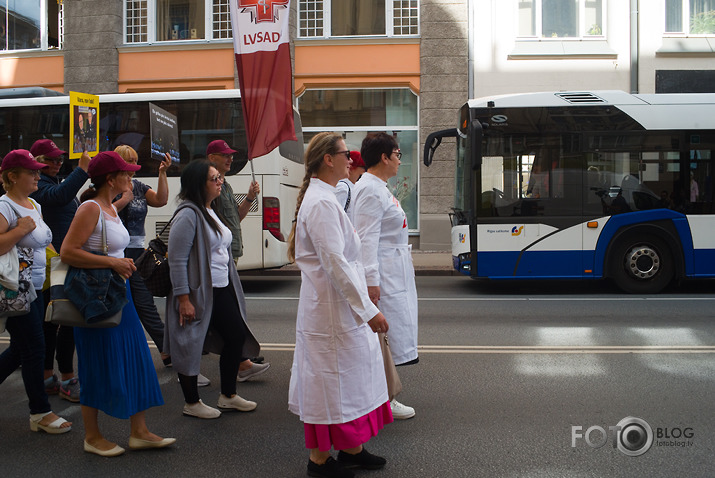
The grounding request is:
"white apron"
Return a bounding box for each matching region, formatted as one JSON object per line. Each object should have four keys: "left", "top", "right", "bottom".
{"left": 288, "top": 178, "right": 387, "bottom": 425}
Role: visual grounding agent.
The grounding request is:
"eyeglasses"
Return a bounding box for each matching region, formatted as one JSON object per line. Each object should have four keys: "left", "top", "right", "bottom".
{"left": 392, "top": 150, "right": 402, "bottom": 160}
{"left": 333, "top": 150, "right": 351, "bottom": 160}
{"left": 208, "top": 174, "right": 224, "bottom": 183}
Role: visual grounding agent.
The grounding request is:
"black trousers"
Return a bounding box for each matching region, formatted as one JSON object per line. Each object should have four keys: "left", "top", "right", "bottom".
{"left": 178, "top": 282, "right": 247, "bottom": 403}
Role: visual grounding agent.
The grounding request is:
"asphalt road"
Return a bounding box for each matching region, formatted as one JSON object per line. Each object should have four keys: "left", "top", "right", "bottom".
{"left": 1, "top": 275, "right": 714, "bottom": 477}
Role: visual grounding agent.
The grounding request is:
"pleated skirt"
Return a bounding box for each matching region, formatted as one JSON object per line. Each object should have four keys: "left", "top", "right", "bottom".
{"left": 74, "top": 281, "right": 164, "bottom": 419}
{"left": 304, "top": 401, "right": 393, "bottom": 451}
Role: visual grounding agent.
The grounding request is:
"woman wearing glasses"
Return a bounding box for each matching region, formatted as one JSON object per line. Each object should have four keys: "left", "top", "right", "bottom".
{"left": 0, "top": 150, "right": 72, "bottom": 436}
{"left": 30, "top": 139, "right": 91, "bottom": 404}
{"left": 165, "top": 159, "right": 260, "bottom": 419}
{"left": 352, "top": 132, "right": 419, "bottom": 420}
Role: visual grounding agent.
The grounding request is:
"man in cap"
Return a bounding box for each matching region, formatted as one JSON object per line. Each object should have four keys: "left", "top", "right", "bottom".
{"left": 206, "top": 140, "right": 270, "bottom": 382}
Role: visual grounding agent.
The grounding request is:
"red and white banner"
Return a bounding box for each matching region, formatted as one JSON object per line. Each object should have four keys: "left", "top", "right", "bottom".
{"left": 230, "top": 0, "right": 296, "bottom": 160}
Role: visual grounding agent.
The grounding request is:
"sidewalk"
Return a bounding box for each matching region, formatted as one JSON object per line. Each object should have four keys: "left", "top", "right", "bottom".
{"left": 250, "top": 250, "right": 455, "bottom": 276}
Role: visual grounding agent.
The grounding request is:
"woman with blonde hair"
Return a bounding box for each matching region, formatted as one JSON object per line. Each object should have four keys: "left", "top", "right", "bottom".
{"left": 113, "top": 145, "right": 172, "bottom": 367}
{"left": 288, "top": 133, "right": 391, "bottom": 478}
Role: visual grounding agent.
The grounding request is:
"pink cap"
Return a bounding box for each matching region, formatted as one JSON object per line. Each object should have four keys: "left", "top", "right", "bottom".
{"left": 206, "top": 140, "right": 237, "bottom": 156}
{"left": 30, "top": 139, "right": 66, "bottom": 158}
{"left": 349, "top": 150, "right": 365, "bottom": 168}
{"left": 1, "top": 150, "right": 49, "bottom": 171}
{"left": 88, "top": 151, "right": 141, "bottom": 179}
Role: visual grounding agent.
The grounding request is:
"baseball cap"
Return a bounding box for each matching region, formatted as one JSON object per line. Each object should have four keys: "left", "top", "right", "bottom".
{"left": 349, "top": 150, "right": 365, "bottom": 169}
{"left": 87, "top": 151, "right": 141, "bottom": 179}
{"left": 1, "top": 150, "right": 49, "bottom": 171}
{"left": 206, "top": 140, "right": 237, "bottom": 156}
{"left": 30, "top": 139, "right": 66, "bottom": 159}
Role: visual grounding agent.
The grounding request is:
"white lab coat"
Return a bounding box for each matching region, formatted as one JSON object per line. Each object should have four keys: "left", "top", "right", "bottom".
{"left": 288, "top": 178, "right": 387, "bottom": 425}
{"left": 352, "top": 172, "right": 418, "bottom": 365}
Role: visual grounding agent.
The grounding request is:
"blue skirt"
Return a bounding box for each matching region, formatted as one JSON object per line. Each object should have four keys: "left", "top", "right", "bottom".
{"left": 74, "top": 280, "right": 164, "bottom": 419}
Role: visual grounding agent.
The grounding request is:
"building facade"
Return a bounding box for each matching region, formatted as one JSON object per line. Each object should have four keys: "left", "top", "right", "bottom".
{"left": 1, "top": 0, "right": 714, "bottom": 250}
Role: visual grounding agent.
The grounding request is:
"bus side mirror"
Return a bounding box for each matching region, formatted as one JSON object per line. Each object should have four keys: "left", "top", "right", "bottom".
{"left": 423, "top": 128, "right": 457, "bottom": 166}
{"left": 471, "top": 121, "right": 484, "bottom": 171}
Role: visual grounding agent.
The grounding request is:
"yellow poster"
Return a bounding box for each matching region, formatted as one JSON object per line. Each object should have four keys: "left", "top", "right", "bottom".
{"left": 69, "top": 91, "right": 99, "bottom": 159}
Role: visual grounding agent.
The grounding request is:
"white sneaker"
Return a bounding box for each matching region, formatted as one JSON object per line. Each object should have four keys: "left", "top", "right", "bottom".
{"left": 176, "top": 373, "right": 211, "bottom": 387}
{"left": 217, "top": 393, "right": 257, "bottom": 412}
{"left": 197, "top": 373, "right": 211, "bottom": 387}
{"left": 183, "top": 399, "right": 221, "bottom": 419}
{"left": 390, "top": 399, "right": 415, "bottom": 420}
{"left": 237, "top": 362, "right": 271, "bottom": 382}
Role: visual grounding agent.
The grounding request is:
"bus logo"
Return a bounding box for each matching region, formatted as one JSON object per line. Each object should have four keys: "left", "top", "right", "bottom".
{"left": 491, "top": 115, "right": 508, "bottom": 123}
{"left": 459, "top": 233, "right": 466, "bottom": 244}
{"left": 511, "top": 226, "right": 523, "bottom": 236}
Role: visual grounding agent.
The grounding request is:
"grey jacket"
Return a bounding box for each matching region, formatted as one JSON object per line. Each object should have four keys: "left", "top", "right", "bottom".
{"left": 164, "top": 200, "right": 259, "bottom": 376}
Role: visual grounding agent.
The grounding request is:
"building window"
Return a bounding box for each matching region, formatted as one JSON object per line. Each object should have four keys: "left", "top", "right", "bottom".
{"left": 0, "top": 0, "right": 62, "bottom": 51}
{"left": 518, "top": 0, "right": 604, "bottom": 39}
{"left": 124, "top": 0, "right": 233, "bottom": 44}
{"left": 298, "top": 88, "right": 420, "bottom": 230}
{"left": 298, "top": 0, "right": 419, "bottom": 38}
{"left": 666, "top": 0, "right": 715, "bottom": 34}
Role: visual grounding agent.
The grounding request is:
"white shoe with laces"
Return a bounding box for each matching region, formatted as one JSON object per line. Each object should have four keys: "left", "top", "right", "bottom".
{"left": 217, "top": 393, "right": 257, "bottom": 412}
{"left": 390, "top": 399, "right": 415, "bottom": 420}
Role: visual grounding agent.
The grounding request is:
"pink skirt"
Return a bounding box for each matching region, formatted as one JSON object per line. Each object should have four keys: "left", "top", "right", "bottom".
{"left": 304, "top": 402, "right": 393, "bottom": 451}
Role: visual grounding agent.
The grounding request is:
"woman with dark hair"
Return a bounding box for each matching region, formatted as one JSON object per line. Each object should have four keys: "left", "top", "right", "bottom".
{"left": 165, "top": 159, "right": 260, "bottom": 419}
{"left": 288, "top": 133, "right": 391, "bottom": 478}
{"left": 61, "top": 151, "right": 173, "bottom": 456}
{"left": 352, "top": 132, "right": 419, "bottom": 420}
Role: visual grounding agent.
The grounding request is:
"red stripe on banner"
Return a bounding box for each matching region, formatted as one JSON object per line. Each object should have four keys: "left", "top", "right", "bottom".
{"left": 235, "top": 43, "right": 296, "bottom": 160}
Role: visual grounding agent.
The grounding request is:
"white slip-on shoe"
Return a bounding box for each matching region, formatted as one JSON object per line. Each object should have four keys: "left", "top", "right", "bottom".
{"left": 177, "top": 373, "right": 211, "bottom": 387}
{"left": 237, "top": 362, "right": 271, "bottom": 382}
{"left": 183, "top": 399, "right": 221, "bottom": 419}
{"left": 390, "top": 399, "right": 416, "bottom": 420}
{"left": 217, "top": 393, "right": 257, "bottom": 412}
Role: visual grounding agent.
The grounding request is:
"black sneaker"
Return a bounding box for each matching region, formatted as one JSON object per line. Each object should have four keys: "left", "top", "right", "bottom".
{"left": 337, "top": 447, "right": 387, "bottom": 470}
{"left": 307, "top": 457, "right": 355, "bottom": 478}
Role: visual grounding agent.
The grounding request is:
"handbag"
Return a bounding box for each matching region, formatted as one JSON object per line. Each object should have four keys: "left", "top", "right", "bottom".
{"left": 378, "top": 332, "right": 402, "bottom": 401}
{"left": 0, "top": 201, "right": 37, "bottom": 317}
{"left": 45, "top": 211, "right": 123, "bottom": 328}
{"left": 135, "top": 213, "right": 176, "bottom": 297}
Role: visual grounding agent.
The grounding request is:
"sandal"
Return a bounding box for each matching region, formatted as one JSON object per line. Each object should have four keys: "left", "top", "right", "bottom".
{"left": 30, "top": 411, "right": 72, "bottom": 434}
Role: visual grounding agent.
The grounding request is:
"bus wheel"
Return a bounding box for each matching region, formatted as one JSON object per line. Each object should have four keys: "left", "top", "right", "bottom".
{"left": 611, "top": 234, "right": 673, "bottom": 294}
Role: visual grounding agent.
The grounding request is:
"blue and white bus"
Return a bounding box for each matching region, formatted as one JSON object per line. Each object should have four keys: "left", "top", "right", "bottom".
{"left": 424, "top": 91, "right": 715, "bottom": 293}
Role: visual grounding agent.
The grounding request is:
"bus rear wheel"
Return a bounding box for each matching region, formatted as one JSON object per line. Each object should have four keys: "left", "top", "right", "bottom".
{"left": 611, "top": 234, "right": 674, "bottom": 294}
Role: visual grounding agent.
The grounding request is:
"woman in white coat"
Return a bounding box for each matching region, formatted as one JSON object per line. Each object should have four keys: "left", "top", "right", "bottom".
{"left": 352, "top": 132, "right": 418, "bottom": 420}
{"left": 288, "top": 132, "right": 392, "bottom": 478}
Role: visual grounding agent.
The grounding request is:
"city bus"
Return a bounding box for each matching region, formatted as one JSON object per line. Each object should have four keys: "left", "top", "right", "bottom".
{"left": 0, "top": 88, "right": 304, "bottom": 271}
{"left": 424, "top": 91, "right": 715, "bottom": 293}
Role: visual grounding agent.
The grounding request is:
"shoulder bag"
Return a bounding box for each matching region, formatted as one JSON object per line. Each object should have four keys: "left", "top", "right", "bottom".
{"left": 135, "top": 212, "right": 177, "bottom": 297}
{"left": 0, "top": 200, "right": 37, "bottom": 317}
{"left": 45, "top": 210, "right": 124, "bottom": 328}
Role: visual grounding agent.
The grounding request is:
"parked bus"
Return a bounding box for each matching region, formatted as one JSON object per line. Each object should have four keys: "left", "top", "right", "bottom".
{"left": 424, "top": 91, "right": 715, "bottom": 293}
{"left": 0, "top": 89, "right": 304, "bottom": 270}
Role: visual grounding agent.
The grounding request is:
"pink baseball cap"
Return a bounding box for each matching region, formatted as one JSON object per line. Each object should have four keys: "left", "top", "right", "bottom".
{"left": 30, "top": 139, "right": 66, "bottom": 158}
{"left": 1, "top": 150, "right": 49, "bottom": 171}
{"left": 87, "top": 151, "right": 141, "bottom": 179}
{"left": 206, "top": 140, "right": 237, "bottom": 156}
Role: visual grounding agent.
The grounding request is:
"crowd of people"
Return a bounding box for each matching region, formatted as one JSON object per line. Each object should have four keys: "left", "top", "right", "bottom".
{"left": 0, "top": 132, "right": 419, "bottom": 477}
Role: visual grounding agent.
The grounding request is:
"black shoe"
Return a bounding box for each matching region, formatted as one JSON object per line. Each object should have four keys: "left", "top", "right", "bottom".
{"left": 337, "top": 447, "right": 387, "bottom": 470}
{"left": 307, "top": 457, "right": 355, "bottom": 478}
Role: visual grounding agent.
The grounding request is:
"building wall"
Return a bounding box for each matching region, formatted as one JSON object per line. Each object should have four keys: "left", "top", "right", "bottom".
{"left": 419, "top": 0, "right": 469, "bottom": 250}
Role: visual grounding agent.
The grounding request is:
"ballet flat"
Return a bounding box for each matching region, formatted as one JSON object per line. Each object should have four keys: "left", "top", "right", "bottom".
{"left": 84, "top": 440, "right": 125, "bottom": 457}
{"left": 128, "top": 436, "right": 177, "bottom": 450}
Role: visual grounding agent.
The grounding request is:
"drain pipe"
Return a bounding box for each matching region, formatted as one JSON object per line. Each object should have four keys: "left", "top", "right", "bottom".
{"left": 630, "top": 0, "right": 639, "bottom": 93}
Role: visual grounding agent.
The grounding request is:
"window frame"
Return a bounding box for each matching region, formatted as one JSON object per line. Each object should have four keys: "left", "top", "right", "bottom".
{"left": 664, "top": 0, "right": 715, "bottom": 35}
{"left": 516, "top": 0, "right": 606, "bottom": 40}
{"left": 0, "top": 0, "right": 63, "bottom": 52}
{"left": 123, "top": 0, "right": 233, "bottom": 45}
{"left": 297, "top": 0, "right": 420, "bottom": 39}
